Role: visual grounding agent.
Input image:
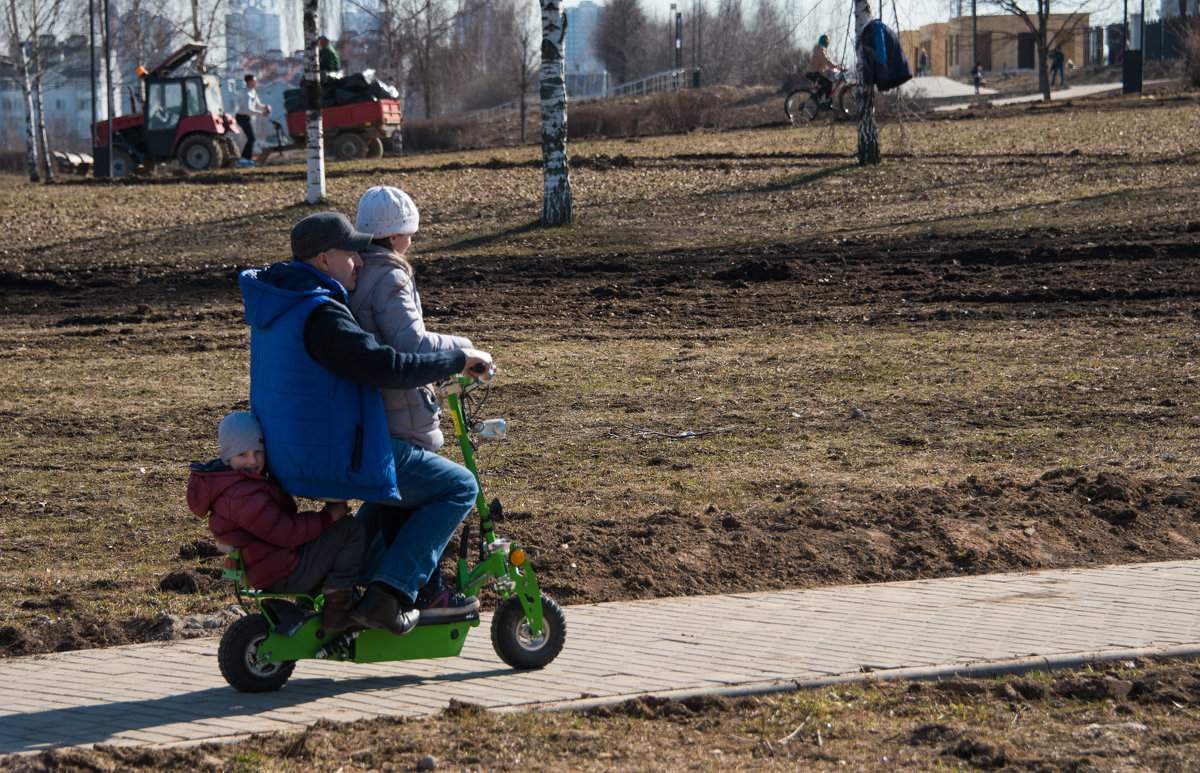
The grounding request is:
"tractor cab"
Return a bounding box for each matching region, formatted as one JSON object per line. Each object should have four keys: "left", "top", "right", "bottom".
{"left": 140, "top": 42, "right": 234, "bottom": 168}
{"left": 144, "top": 70, "right": 227, "bottom": 160}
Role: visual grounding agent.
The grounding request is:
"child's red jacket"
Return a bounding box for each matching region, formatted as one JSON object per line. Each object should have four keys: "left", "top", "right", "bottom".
{"left": 187, "top": 460, "right": 335, "bottom": 589}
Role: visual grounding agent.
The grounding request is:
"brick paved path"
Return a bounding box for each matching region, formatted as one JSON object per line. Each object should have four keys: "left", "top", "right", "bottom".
{"left": 3, "top": 560, "right": 1199, "bottom": 755}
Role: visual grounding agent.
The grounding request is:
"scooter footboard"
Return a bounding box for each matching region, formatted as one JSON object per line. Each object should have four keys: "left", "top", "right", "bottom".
{"left": 354, "top": 617, "right": 479, "bottom": 663}
{"left": 257, "top": 614, "right": 480, "bottom": 664}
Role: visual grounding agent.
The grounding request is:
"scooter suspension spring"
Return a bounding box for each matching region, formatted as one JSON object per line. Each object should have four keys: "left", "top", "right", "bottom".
{"left": 315, "top": 631, "right": 358, "bottom": 660}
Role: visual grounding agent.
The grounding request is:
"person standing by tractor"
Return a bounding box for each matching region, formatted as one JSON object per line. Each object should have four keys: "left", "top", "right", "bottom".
{"left": 235, "top": 74, "right": 270, "bottom": 167}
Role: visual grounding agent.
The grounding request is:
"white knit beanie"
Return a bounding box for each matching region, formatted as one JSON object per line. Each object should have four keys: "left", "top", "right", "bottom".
{"left": 356, "top": 186, "right": 420, "bottom": 238}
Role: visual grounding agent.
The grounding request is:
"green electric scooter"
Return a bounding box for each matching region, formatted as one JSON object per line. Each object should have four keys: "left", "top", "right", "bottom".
{"left": 216, "top": 370, "right": 566, "bottom": 692}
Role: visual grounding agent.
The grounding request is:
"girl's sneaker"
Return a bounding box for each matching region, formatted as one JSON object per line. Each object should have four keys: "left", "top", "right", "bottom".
{"left": 415, "top": 588, "right": 479, "bottom": 620}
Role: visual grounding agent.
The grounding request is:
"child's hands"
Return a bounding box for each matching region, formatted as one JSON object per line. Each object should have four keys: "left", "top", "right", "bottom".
{"left": 461, "top": 348, "right": 494, "bottom": 378}
{"left": 326, "top": 501, "right": 349, "bottom": 520}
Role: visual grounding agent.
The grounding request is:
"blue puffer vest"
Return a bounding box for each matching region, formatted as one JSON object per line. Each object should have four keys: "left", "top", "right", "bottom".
{"left": 238, "top": 264, "right": 400, "bottom": 503}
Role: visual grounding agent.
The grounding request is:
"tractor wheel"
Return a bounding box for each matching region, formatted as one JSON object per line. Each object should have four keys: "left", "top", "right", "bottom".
{"left": 177, "top": 135, "right": 222, "bottom": 171}
{"left": 333, "top": 132, "right": 368, "bottom": 161}
{"left": 110, "top": 149, "right": 136, "bottom": 178}
{"left": 490, "top": 594, "right": 566, "bottom": 670}
{"left": 218, "top": 613, "right": 296, "bottom": 692}
{"left": 365, "top": 137, "right": 385, "bottom": 159}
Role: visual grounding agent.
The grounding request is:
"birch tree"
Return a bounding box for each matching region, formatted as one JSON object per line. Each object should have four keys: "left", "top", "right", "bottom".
{"left": 187, "top": 0, "right": 225, "bottom": 72}
{"left": 3, "top": 0, "right": 66, "bottom": 181}
{"left": 510, "top": 0, "right": 538, "bottom": 143}
{"left": 32, "top": 41, "right": 52, "bottom": 182}
{"left": 302, "top": 0, "right": 325, "bottom": 202}
{"left": 4, "top": 0, "right": 40, "bottom": 180}
{"left": 853, "top": 0, "right": 879, "bottom": 165}
{"left": 540, "top": 0, "right": 570, "bottom": 226}
{"left": 113, "top": 0, "right": 180, "bottom": 88}
{"left": 344, "top": 0, "right": 408, "bottom": 96}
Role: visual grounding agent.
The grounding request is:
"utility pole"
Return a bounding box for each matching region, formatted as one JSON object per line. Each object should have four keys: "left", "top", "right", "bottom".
{"left": 971, "top": 0, "right": 977, "bottom": 76}
{"left": 103, "top": 0, "right": 113, "bottom": 178}
{"left": 692, "top": 0, "right": 701, "bottom": 87}
{"left": 675, "top": 3, "right": 682, "bottom": 69}
{"left": 671, "top": 2, "right": 682, "bottom": 88}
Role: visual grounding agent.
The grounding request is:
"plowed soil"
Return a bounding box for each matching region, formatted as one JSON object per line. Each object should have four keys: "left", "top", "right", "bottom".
{"left": 3, "top": 220, "right": 1199, "bottom": 657}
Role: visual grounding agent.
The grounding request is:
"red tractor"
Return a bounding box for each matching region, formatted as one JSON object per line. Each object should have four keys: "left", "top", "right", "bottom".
{"left": 93, "top": 42, "right": 241, "bottom": 177}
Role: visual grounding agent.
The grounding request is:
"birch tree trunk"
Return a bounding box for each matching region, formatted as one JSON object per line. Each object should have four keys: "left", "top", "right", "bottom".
{"left": 29, "top": 10, "right": 52, "bottom": 181}
{"left": 33, "top": 71, "right": 53, "bottom": 181}
{"left": 540, "top": 0, "right": 571, "bottom": 227}
{"left": 103, "top": 0, "right": 115, "bottom": 178}
{"left": 303, "top": 0, "right": 326, "bottom": 203}
{"left": 6, "top": 0, "right": 38, "bottom": 180}
{"left": 853, "top": 0, "right": 880, "bottom": 166}
{"left": 19, "top": 69, "right": 41, "bottom": 181}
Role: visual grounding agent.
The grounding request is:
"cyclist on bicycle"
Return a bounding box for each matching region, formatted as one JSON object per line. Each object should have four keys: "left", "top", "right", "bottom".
{"left": 807, "top": 34, "right": 843, "bottom": 107}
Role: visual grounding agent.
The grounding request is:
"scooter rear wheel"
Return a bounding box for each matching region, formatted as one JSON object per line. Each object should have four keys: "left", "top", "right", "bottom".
{"left": 218, "top": 613, "right": 296, "bottom": 692}
{"left": 490, "top": 594, "right": 566, "bottom": 669}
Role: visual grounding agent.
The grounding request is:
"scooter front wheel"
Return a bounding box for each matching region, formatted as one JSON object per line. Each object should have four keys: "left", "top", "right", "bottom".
{"left": 490, "top": 594, "right": 566, "bottom": 669}
{"left": 218, "top": 613, "right": 297, "bottom": 692}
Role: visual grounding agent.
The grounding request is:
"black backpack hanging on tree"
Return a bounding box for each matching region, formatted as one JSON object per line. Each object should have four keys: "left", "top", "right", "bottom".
{"left": 857, "top": 19, "right": 913, "bottom": 92}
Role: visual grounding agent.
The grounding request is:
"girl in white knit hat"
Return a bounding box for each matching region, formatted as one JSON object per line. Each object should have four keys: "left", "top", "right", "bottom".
{"left": 348, "top": 186, "right": 481, "bottom": 620}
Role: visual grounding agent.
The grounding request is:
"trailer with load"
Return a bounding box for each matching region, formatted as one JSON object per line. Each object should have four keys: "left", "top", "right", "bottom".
{"left": 258, "top": 71, "right": 403, "bottom": 163}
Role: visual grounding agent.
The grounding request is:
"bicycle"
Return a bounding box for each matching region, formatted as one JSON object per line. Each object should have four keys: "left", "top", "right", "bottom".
{"left": 784, "top": 71, "right": 859, "bottom": 123}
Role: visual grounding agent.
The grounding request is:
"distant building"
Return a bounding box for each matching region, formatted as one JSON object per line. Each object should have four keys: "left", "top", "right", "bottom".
{"left": 1160, "top": 0, "right": 1199, "bottom": 18}
{"left": 342, "top": 0, "right": 380, "bottom": 37}
{"left": 565, "top": 1, "right": 606, "bottom": 97}
{"left": 225, "top": 0, "right": 284, "bottom": 66}
{"left": 0, "top": 34, "right": 116, "bottom": 153}
{"left": 907, "top": 13, "right": 1091, "bottom": 78}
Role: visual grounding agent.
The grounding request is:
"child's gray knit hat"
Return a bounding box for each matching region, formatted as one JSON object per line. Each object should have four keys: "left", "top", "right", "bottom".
{"left": 218, "top": 412, "right": 264, "bottom": 464}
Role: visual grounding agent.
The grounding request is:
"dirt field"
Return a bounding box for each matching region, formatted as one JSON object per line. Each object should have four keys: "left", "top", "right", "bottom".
{"left": 2, "top": 78, "right": 1199, "bottom": 769}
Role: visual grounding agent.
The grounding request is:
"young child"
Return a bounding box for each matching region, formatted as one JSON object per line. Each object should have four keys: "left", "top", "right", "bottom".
{"left": 187, "top": 411, "right": 366, "bottom": 632}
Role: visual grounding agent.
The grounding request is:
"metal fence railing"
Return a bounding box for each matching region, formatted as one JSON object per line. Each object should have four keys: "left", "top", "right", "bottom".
{"left": 449, "top": 67, "right": 701, "bottom": 125}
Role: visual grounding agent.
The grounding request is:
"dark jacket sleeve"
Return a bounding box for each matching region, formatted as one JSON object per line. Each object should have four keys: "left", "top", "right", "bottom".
{"left": 303, "top": 301, "right": 467, "bottom": 390}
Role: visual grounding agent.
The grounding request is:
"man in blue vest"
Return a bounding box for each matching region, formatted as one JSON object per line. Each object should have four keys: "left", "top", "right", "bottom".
{"left": 239, "top": 212, "right": 492, "bottom": 634}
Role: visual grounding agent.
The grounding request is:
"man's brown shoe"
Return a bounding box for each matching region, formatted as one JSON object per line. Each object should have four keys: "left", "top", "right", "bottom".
{"left": 320, "top": 588, "right": 355, "bottom": 632}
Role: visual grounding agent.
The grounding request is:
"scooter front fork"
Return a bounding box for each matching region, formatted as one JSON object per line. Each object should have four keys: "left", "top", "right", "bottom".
{"left": 457, "top": 539, "right": 545, "bottom": 634}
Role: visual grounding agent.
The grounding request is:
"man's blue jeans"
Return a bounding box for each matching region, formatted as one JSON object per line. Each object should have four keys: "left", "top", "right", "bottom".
{"left": 357, "top": 438, "right": 478, "bottom": 601}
